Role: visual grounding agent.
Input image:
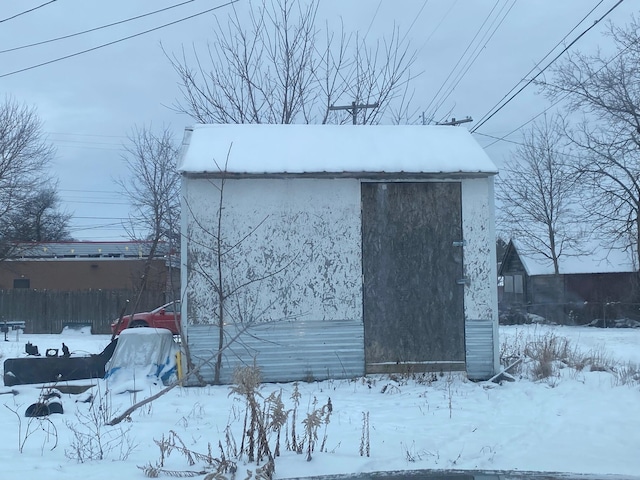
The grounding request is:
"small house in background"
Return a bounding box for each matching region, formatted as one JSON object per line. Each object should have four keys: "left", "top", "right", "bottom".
{"left": 499, "top": 239, "right": 639, "bottom": 324}
{"left": 0, "top": 241, "right": 173, "bottom": 291}
{"left": 178, "top": 124, "right": 500, "bottom": 383}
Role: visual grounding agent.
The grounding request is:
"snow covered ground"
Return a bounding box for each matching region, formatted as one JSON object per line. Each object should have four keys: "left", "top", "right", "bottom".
{"left": 0, "top": 324, "right": 638, "bottom": 479}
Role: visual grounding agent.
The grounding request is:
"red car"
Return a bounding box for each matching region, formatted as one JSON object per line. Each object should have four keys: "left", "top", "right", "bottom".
{"left": 110, "top": 301, "right": 181, "bottom": 336}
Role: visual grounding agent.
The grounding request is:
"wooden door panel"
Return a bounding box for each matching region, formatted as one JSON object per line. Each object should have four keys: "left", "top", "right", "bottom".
{"left": 361, "top": 182, "right": 464, "bottom": 365}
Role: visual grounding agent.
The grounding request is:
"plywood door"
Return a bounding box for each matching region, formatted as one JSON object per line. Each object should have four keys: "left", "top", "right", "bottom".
{"left": 361, "top": 182, "right": 464, "bottom": 369}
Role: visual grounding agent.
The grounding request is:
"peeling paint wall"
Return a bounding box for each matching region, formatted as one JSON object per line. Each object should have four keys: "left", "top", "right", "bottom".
{"left": 180, "top": 174, "right": 499, "bottom": 381}
{"left": 182, "top": 177, "right": 363, "bottom": 330}
{"left": 461, "top": 177, "right": 499, "bottom": 374}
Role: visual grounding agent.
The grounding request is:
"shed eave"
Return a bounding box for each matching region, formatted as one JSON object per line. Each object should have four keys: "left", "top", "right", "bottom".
{"left": 182, "top": 170, "right": 497, "bottom": 180}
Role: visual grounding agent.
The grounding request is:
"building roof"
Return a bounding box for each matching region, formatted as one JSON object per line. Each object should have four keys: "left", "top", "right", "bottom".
{"left": 9, "top": 241, "right": 168, "bottom": 260}
{"left": 506, "top": 239, "right": 637, "bottom": 276}
{"left": 178, "top": 124, "right": 498, "bottom": 176}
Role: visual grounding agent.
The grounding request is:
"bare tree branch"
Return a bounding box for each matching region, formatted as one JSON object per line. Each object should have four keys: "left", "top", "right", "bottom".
{"left": 0, "top": 95, "right": 56, "bottom": 259}
{"left": 3, "top": 184, "right": 72, "bottom": 242}
{"left": 543, "top": 17, "right": 640, "bottom": 268}
{"left": 117, "top": 126, "right": 179, "bottom": 298}
{"left": 497, "top": 115, "right": 584, "bottom": 274}
{"left": 166, "top": 0, "right": 418, "bottom": 125}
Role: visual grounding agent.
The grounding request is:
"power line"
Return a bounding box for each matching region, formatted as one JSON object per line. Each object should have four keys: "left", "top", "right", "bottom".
{"left": 329, "top": 0, "right": 446, "bottom": 119}
{"left": 0, "top": 0, "right": 195, "bottom": 54}
{"left": 474, "top": 3, "right": 634, "bottom": 150}
{"left": 60, "top": 188, "right": 123, "bottom": 194}
{"left": 51, "top": 139, "right": 123, "bottom": 146}
{"left": 474, "top": 102, "right": 561, "bottom": 150}
{"left": 74, "top": 216, "right": 129, "bottom": 220}
{"left": 362, "top": 0, "right": 383, "bottom": 42}
{"left": 46, "top": 131, "right": 127, "bottom": 138}
{"left": 63, "top": 200, "right": 130, "bottom": 205}
{"left": 471, "top": 0, "right": 606, "bottom": 131}
{"left": 69, "top": 218, "right": 128, "bottom": 224}
{"left": 473, "top": 131, "right": 524, "bottom": 147}
{"left": 67, "top": 222, "right": 128, "bottom": 232}
{"left": 474, "top": 128, "right": 602, "bottom": 168}
{"left": 423, "top": 0, "right": 505, "bottom": 122}
{"left": 431, "top": 0, "right": 516, "bottom": 120}
{"left": 441, "top": 0, "right": 516, "bottom": 110}
{"left": 0, "top": 0, "right": 237, "bottom": 79}
{"left": 415, "top": 0, "right": 459, "bottom": 57}
{"left": 400, "top": 0, "right": 430, "bottom": 46}
{"left": 55, "top": 144, "right": 126, "bottom": 152}
{"left": 47, "top": 132, "right": 129, "bottom": 150}
{"left": 0, "top": 0, "right": 58, "bottom": 24}
{"left": 69, "top": 217, "right": 125, "bottom": 223}
{"left": 471, "top": 0, "right": 625, "bottom": 133}
{"left": 322, "top": 0, "right": 427, "bottom": 113}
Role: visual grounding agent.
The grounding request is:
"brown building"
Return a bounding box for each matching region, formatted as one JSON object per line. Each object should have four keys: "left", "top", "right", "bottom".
{"left": 0, "top": 241, "right": 173, "bottom": 291}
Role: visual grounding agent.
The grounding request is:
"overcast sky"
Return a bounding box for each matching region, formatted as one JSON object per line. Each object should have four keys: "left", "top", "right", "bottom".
{"left": 1, "top": 0, "right": 636, "bottom": 241}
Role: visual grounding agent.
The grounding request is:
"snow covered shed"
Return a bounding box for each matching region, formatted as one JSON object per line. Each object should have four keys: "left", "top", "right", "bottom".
{"left": 178, "top": 124, "right": 499, "bottom": 384}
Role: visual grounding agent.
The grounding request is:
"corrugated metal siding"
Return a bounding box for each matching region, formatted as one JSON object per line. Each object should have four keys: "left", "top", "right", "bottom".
{"left": 465, "top": 319, "right": 495, "bottom": 380}
{"left": 185, "top": 320, "right": 364, "bottom": 385}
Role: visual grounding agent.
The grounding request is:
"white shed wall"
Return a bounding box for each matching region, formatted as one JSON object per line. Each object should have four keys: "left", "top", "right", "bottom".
{"left": 182, "top": 177, "right": 363, "bottom": 328}
{"left": 181, "top": 175, "right": 499, "bottom": 382}
{"left": 461, "top": 177, "right": 500, "bottom": 376}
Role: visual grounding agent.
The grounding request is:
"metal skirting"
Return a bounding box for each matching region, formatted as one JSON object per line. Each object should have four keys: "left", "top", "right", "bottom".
{"left": 465, "top": 319, "right": 495, "bottom": 380}
{"left": 184, "top": 319, "right": 365, "bottom": 385}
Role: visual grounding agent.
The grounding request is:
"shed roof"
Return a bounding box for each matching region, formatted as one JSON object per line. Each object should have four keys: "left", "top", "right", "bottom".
{"left": 506, "top": 239, "right": 637, "bottom": 276}
{"left": 178, "top": 124, "right": 497, "bottom": 176}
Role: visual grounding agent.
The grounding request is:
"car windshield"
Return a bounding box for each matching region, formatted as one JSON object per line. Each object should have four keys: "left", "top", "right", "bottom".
{"left": 158, "top": 301, "right": 180, "bottom": 314}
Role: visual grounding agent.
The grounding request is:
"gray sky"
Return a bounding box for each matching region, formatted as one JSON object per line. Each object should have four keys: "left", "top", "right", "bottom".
{"left": 1, "top": 0, "right": 635, "bottom": 240}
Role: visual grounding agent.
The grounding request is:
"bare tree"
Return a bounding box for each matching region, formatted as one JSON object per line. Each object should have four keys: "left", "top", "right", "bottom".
{"left": 117, "top": 126, "right": 180, "bottom": 313}
{"left": 497, "top": 115, "right": 582, "bottom": 274}
{"left": 0, "top": 96, "right": 55, "bottom": 259}
{"left": 166, "top": 0, "right": 417, "bottom": 125}
{"left": 543, "top": 18, "right": 640, "bottom": 268}
{"left": 3, "top": 184, "right": 72, "bottom": 242}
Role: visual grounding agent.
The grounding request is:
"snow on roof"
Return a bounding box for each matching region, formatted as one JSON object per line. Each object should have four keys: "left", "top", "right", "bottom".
{"left": 11, "top": 241, "right": 167, "bottom": 259}
{"left": 512, "top": 238, "right": 637, "bottom": 275}
{"left": 178, "top": 124, "right": 498, "bottom": 175}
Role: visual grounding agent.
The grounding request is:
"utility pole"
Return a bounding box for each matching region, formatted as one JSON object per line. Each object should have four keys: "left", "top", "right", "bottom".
{"left": 436, "top": 116, "right": 473, "bottom": 126}
{"left": 329, "top": 101, "right": 379, "bottom": 125}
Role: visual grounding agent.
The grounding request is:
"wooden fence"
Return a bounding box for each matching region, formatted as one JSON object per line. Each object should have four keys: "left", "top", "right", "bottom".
{"left": 0, "top": 289, "right": 167, "bottom": 334}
